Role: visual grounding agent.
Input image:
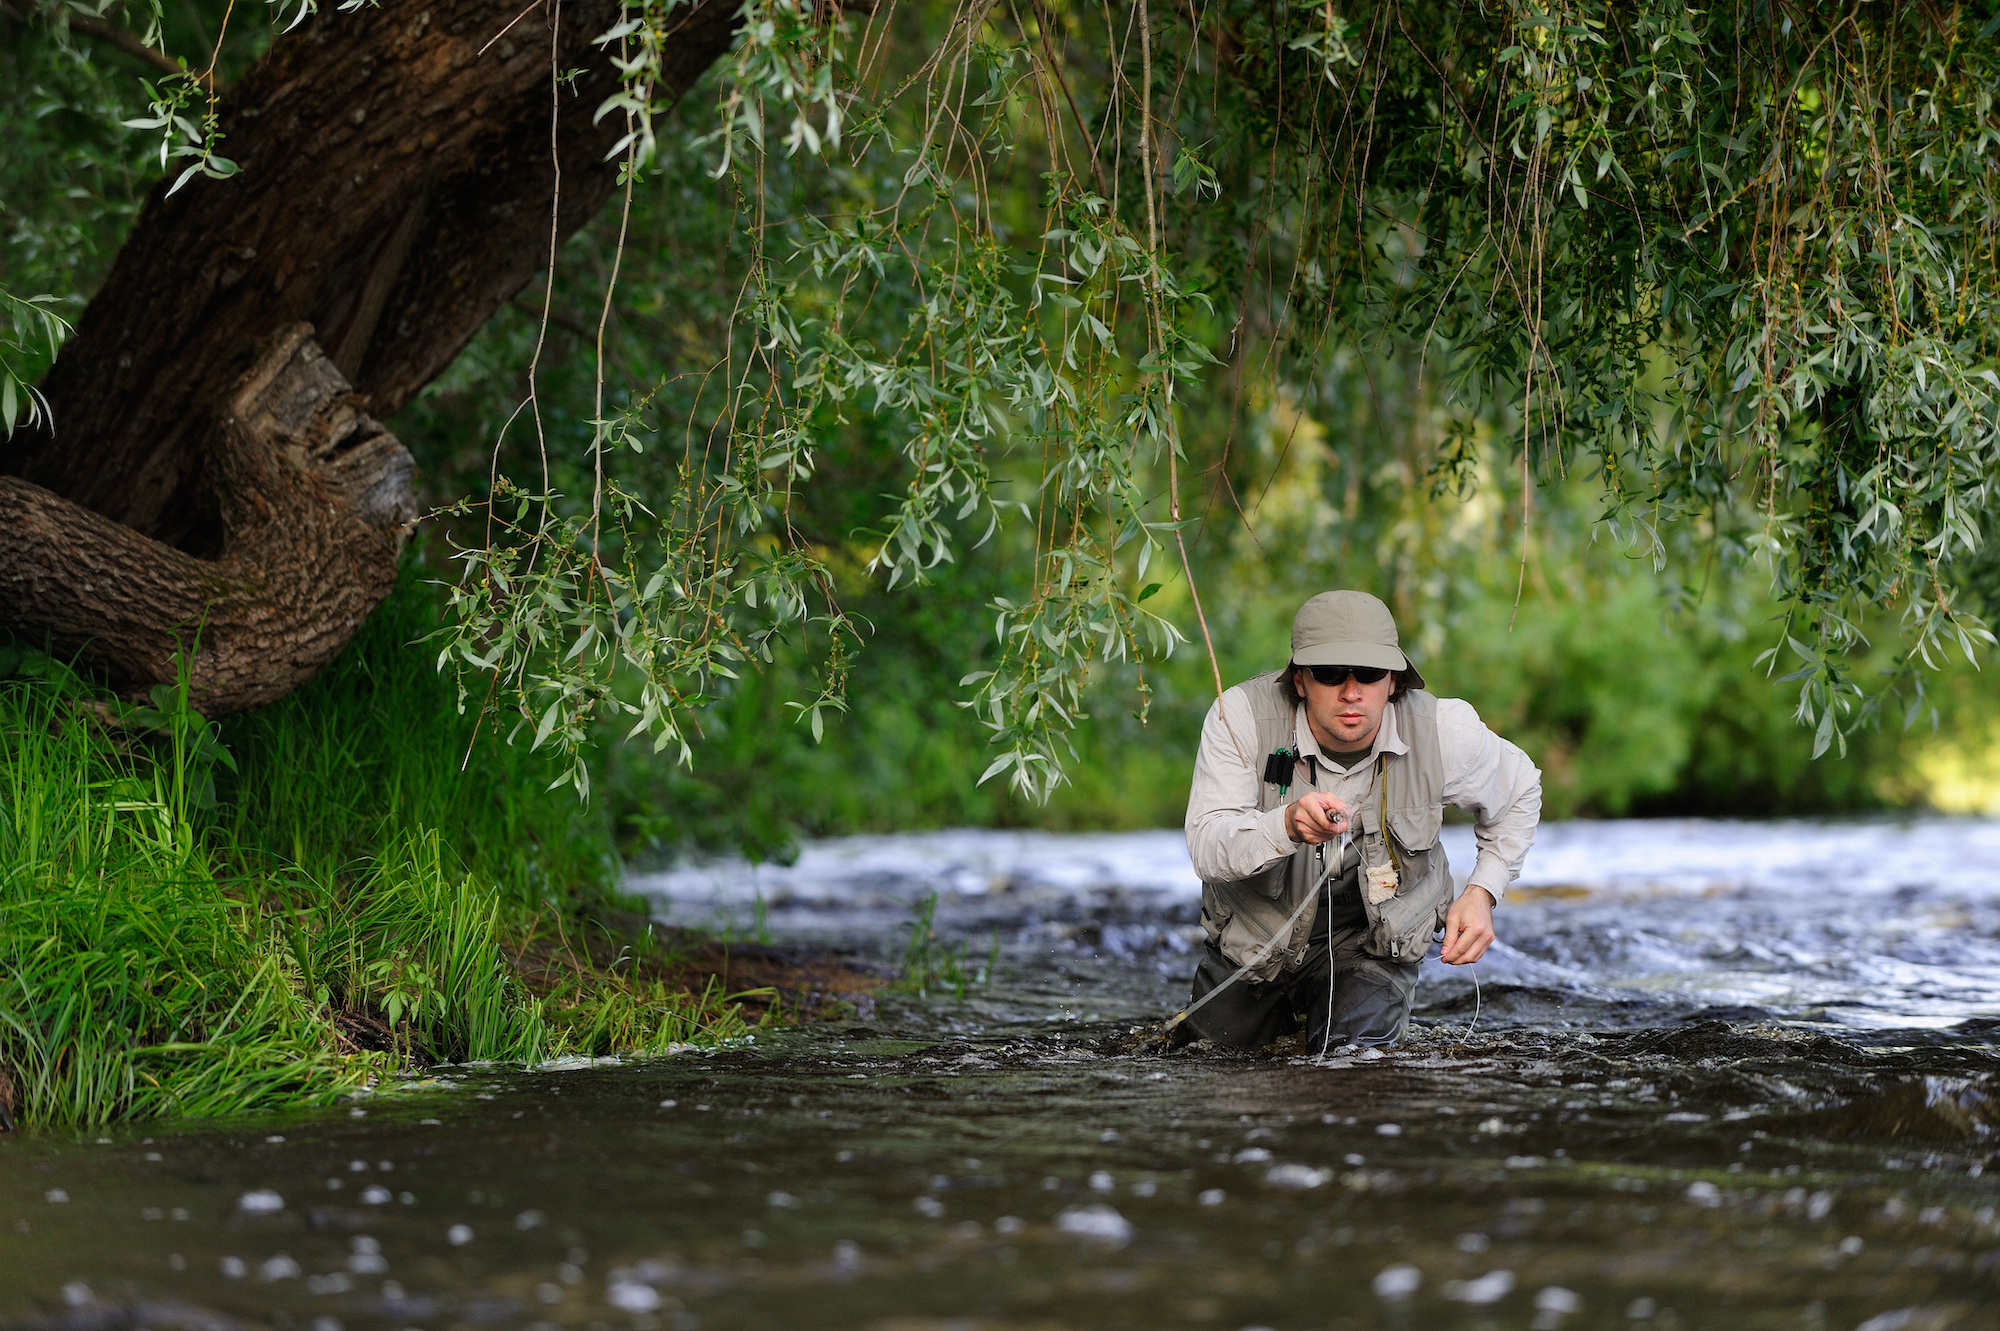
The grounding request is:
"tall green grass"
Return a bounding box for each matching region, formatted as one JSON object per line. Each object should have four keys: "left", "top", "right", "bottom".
{"left": 0, "top": 656, "right": 369, "bottom": 1125}
{"left": 216, "top": 565, "right": 616, "bottom": 909}
{"left": 887, "top": 892, "right": 996, "bottom": 1000}
{"left": 255, "top": 832, "right": 549, "bottom": 1066}
{"left": 0, "top": 565, "right": 752, "bottom": 1131}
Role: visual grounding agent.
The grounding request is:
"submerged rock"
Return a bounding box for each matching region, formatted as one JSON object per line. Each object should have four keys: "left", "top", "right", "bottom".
{"left": 1775, "top": 1076, "right": 2000, "bottom": 1143}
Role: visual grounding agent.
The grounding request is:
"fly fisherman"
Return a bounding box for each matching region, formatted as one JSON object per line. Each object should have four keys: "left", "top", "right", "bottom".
{"left": 1178, "top": 591, "right": 1542, "bottom": 1051}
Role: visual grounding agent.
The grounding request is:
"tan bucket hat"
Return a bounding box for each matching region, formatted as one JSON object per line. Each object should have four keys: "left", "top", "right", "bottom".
{"left": 1290, "top": 590, "right": 1424, "bottom": 688}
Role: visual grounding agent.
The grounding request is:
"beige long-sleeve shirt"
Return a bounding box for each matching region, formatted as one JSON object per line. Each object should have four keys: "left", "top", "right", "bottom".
{"left": 1184, "top": 687, "right": 1542, "bottom": 902}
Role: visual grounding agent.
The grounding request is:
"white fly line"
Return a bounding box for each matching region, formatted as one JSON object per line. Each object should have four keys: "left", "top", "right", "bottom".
{"left": 1160, "top": 830, "right": 1350, "bottom": 1041}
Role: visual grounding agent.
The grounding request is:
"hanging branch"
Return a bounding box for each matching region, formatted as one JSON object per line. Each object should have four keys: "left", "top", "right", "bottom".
{"left": 437, "top": 0, "right": 2000, "bottom": 798}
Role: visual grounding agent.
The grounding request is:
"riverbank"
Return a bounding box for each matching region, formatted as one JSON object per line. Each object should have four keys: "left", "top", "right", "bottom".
{"left": 0, "top": 576, "right": 879, "bottom": 1132}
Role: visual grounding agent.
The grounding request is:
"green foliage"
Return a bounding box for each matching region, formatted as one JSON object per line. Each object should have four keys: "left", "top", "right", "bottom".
{"left": 1451, "top": 580, "right": 1700, "bottom": 817}
{"left": 0, "top": 567, "right": 755, "bottom": 1130}
{"left": 1445, "top": 575, "right": 1904, "bottom": 819}
{"left": 600, "top": 563, "right": 1197, "bottom": 862}
{"left": 541, "top": 971, "right": 755, "bottom": 1058}
{"left": 1, "top": 0, "right": 276, "bottom": 433}
{"left": 889, "top": 891, "right": 996, "bottom": 1000}
{"left": 9, "top": 0, "right": 2000, "bottom": 882}
{"left": 216, "top": 557, "right": 617, "bottom": 911}
{"left": 412, "top": 0, "right": 2000, "bottom": 801}
{"left": 1363, "top": 2, "right": 2000, "bottom": 753}
{"left": 0, "top": 290, "right": 69, "bottom": 437}
{"left": 273, "top": 832, "right": 549, "bottom": 1065}
{"left": 0, "top": 19, "right": 156, "bottom": 293}
{"left": 0, "top": 653, "right": 374, "bottom": 1127}
{"left": 1, "top": 10, "right": 151, "bottom": 435}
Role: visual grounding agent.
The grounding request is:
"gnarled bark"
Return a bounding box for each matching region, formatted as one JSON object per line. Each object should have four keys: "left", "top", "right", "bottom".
{"left": 0, "top": 325, "right": 413, "bottom": 712}
{"left": 0, "top": 0, "right": 740, "bottom": 709}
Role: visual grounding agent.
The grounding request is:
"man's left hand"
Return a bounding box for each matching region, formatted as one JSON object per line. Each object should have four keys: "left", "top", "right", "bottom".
{"left": 1439, "top": 886, "right": 1496, "bottom": 965}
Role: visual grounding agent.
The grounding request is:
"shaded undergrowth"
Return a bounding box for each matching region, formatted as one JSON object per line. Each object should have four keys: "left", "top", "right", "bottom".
{"left": 0, "top": 568, "right": 769, "bottom": 1131}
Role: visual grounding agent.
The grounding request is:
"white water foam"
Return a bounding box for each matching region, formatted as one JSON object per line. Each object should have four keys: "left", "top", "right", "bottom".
{"left": 631, "top": 816, "right": 2000, "bottom": 911}
{"left": 629, "top": 817, "right": 2000, "bottom": 1029}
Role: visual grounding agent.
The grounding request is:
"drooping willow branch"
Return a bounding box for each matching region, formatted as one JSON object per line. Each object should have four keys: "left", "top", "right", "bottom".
{"left": 443, "top": 0, "right": 2000, "bottom": 796}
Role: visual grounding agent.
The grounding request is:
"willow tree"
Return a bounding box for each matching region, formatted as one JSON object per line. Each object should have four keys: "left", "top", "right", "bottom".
{"left": 0, "top": 0, "right": 739, "bottom": 710}
{"left": 6, "top": 0, "right": 1998, "bottom": 789}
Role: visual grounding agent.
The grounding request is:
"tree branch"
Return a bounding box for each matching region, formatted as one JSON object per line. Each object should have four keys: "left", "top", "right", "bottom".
{"left": 0, "top": 0, "right": 215, "bottom": 88}
{"left": 0, "top": 326, "right": 412, "bottom": 713}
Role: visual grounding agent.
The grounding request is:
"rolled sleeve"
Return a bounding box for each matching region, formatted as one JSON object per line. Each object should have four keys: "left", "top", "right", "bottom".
{"left": 1185, "top": 689, "right": 1295, "bottom": 882}
{"left": 1435, "top": 698, "right": 1542, "bottom": 903}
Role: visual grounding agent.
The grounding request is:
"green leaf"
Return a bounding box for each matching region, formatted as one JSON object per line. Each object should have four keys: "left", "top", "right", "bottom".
{"left": 532, "top": 698, "right": 564, "bottom": 750}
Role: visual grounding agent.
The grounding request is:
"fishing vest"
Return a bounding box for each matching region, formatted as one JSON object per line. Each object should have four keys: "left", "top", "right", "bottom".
{"left": 1200, "top": 672, "right": 1455, "bottom": 981}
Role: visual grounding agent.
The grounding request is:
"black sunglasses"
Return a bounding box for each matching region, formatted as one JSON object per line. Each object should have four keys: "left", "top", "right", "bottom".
{"left": 1304, "top": 664, "right": 1391, "bottom": 687}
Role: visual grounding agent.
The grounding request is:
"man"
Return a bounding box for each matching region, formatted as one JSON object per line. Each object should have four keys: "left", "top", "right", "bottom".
{"left": 1180, "top": 590, "right": 1542, "bottom": 1051}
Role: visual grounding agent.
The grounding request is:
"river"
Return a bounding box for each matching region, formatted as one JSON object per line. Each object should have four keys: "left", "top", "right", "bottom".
{"left": 4, "top": 817, "right": 1999, "bottom": 1330}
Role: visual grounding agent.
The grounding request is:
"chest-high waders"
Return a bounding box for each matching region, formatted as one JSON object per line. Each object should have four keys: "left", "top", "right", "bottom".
{"left": 1174, "top": 829, "right": 1421, "bottom": 1051}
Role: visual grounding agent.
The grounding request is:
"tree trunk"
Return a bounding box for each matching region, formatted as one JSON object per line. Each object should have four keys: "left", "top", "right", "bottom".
{"left": 0, "top": 0, "right": 739, "bottom": 712}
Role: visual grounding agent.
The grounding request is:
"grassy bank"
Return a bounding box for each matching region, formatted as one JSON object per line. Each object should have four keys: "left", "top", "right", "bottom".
{"left": 0, "top": 569, "right": 771, "bottom": 1132}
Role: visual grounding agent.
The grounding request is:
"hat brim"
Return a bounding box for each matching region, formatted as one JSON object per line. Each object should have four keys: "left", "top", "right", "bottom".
{"left": 1291, "top": 641, "right": 1408, "bottom": 671}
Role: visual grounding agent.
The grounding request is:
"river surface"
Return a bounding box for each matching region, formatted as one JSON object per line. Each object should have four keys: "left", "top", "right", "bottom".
{"left": 6, "top": 817, "right": 2000, "bottom": 1331}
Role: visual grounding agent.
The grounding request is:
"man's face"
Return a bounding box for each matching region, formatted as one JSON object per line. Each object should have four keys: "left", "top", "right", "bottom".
{"left": 1297, "top": 666, "right": 1394, "bottom": 753}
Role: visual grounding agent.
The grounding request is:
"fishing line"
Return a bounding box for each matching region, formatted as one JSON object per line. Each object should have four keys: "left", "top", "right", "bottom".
{"left": 1158, "top": 828, "right": 1349, "bottom": 1044}
{"left": 1319, "top": 891, "right": 1335, "bottom": 1061}
{"left": 1316, "top": 833, "right": 1347, "bottom": 1063}
{"left": 1440, "top": 920, "right": 1482, "bottom": 1054}
{"left": 1161, "top": 810, "right": 1486, "bottom": 1055}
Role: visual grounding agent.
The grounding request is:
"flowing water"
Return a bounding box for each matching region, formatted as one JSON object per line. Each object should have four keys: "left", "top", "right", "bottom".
{"left": 7, "top": 817, "right": 2000, "bottom": 1331}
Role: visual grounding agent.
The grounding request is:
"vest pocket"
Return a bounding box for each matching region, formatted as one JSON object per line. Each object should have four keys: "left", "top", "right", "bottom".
{"left": 1200, "top": 887, "right": 1232, "bottom": 943}
{"left": 1364, "top": 849, "right": 1451, "bottom": 963}
{"left": 1386, "top": 804, "right": 1442, "bottom": 852}
{"left": 1235, "top": 857, "right": 1290, "bottom": 902}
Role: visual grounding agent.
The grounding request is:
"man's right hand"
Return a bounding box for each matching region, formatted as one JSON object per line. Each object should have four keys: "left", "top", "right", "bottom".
{"left": 1285, "top": 792, "right": 1350, "bottom": 845}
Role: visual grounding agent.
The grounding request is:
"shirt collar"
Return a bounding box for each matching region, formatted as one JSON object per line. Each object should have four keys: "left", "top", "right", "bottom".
{"left": 1292, "top": 697, "right": 1407, "bottom": 766}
